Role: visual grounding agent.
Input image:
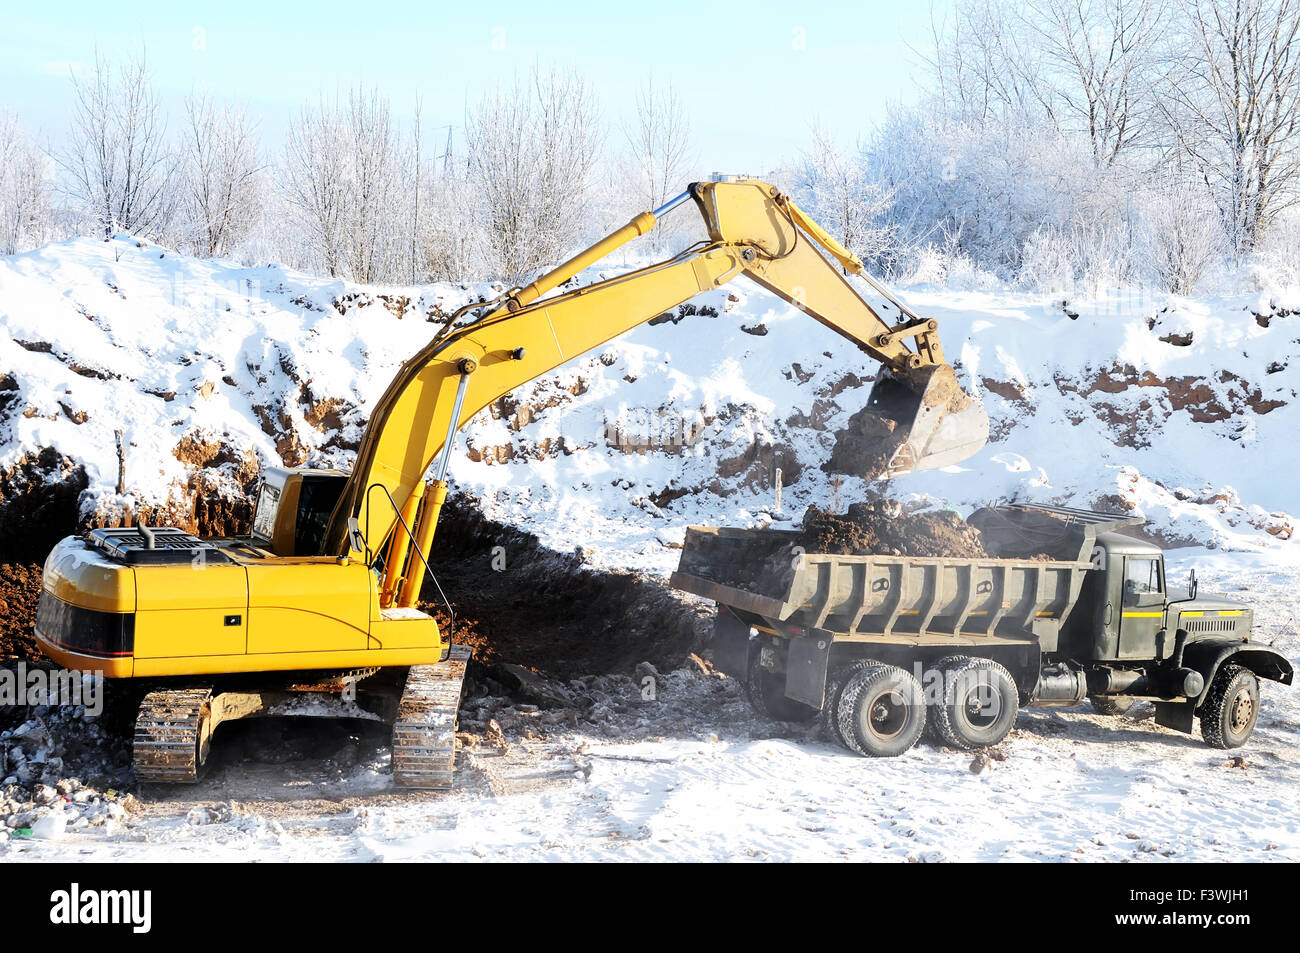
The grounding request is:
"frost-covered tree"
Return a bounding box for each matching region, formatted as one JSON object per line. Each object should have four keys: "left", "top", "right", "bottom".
{"left": 179, "top": 91, "right": 263, "bottom": 258}
{"left": 1162, "top": 0, "right": 1300, "bottom": 255}
{"left": 58, "top": 49, "right": 178, "bottom": 239}
{"left": 622, "top": 79, "right": 693, "bottom": 249}
{"left": 280, "top": 87, "right": 405, "bottom": 281}
{"left": 464, "top": 66, "right": 602, "bottom": 283}
{"left": 1024, "top": 0, "right": 1170, "bottom": 165}
{"left": 792, "top": 124, "right": 896, "bottom": 271}
{"left": 0, "top": 111, "right": 55, "bottom": 255}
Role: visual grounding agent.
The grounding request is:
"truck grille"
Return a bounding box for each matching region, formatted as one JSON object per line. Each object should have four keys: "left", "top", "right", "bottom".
{"left": 1184, "top": 618, "right": 1237, "bottom": 634}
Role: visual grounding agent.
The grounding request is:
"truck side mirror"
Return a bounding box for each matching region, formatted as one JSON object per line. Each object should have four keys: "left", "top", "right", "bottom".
{"left": 1187, "top": 568, "right": 1197, "bottom": 599}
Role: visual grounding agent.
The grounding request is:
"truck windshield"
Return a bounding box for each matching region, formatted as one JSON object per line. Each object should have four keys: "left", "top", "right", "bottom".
{"left": 1123, "top": 558, "right": 1162, "bottom": 606}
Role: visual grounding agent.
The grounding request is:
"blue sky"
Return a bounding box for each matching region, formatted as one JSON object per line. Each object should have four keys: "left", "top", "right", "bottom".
{"left": 0, "top": 0, "right": 942, "bottom": 171}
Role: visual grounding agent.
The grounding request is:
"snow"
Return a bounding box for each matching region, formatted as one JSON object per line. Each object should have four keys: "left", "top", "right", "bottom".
{"left": 2, "top": 235, "right": 1297, "bottom": 571}
{"left": 3, "top": 236, "right": 1298, "bottom": 862}
{"left": 5, "top": 543, "right": 1297, "bottom": 862}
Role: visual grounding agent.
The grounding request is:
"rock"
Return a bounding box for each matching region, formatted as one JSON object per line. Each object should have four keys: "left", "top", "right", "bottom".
{"left": 635, "top": 661, "right": 659, "bottom": 680}
{"left": 30, "top": 807, "right": 68, "bottom": 839}
{"left": 32, "top": 783, "right": 56, "bottom": 804}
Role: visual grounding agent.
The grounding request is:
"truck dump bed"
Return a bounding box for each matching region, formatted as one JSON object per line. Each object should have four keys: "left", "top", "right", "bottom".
{"left": 670, "top": 504, "right": 1140, "bottom": 642}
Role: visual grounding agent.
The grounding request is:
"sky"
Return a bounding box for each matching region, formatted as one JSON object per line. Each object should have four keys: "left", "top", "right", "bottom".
{"left": 0, "top": 0, "right": 942, "bottom": 172}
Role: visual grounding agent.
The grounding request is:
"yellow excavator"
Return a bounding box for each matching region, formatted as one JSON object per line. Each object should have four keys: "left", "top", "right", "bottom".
{"left": 33, "top": 178, "right": 988, "bottom": 786}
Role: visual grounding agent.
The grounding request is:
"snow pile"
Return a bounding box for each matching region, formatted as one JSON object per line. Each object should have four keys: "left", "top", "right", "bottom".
{"left": 2, "top": 235, "right": 1298, "bottom": 572}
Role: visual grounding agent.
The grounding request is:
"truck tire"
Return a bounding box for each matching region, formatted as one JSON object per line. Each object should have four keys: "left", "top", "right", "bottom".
{"left": 1089, "top": 695, "right": 1136, "bottom": 716}
{"left": 746, "top": 648, "right": 819, "bottom": 723}
{"left": 923, "top": 655, "right": 968, "bottom": 745}
{"left": 1200, "top": 664, "right": 1260, "bottom": 749}
{"left": 931, "top": 657, "right": 1018, "bottom": 750}
{"left": 836, "top": 663, "right": 926, "bottom": 757}
{"left": 820, "top": 658, "right": 880, "bottom": 748}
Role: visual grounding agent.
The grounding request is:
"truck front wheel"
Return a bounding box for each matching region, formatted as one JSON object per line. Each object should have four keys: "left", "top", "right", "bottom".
{"left": 931, "top": 657, "right": 1019, "bottom": 750}
{"left": 837, "top": 664, "right": 927, "bottom": 757}
{"left": 1200, "top": 664, "right": 1260, "bottom": 749}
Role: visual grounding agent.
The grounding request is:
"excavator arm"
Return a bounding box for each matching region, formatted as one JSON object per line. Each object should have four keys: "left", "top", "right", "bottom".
{"left": 321, "top": 179, "right": 988, "bottom": 605}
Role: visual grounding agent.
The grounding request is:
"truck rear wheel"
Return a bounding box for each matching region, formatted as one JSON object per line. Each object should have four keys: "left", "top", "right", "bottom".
{"left": 1200, "top": 664, "right": 1260, "bottom": 749}
{"left": 821, "top": 658, "right": 880, "bottom": 748}
{"left": 746, "top": 648, "right": 819, "bottom": 723}
{"left": 837, "top": 664, "right": 926, "bottom": 757}
{"left": 931, "top": 657, "right": 1018, "bottom": 750}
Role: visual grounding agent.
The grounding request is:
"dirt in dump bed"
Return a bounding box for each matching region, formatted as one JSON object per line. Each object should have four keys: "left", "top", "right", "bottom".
{"left": 796, "top": 501, "right": 988, "bottom": 558}
{"left": 0, "top": 564, "right": 43, "bottom": 662}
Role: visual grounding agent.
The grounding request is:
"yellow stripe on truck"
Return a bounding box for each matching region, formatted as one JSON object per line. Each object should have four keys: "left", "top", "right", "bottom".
{"left": 1122, "top": 611, "right": 1164, "bottom": 618}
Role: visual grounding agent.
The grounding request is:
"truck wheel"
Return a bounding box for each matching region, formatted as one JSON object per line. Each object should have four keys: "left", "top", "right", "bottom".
{"left": 1089, "top": 695, "right": 1136, "bottom": 716}
{"left": 923, "top": 655, "right": 968, "bottom": 744}
{"left": 837, "top": 664, "right": 926, "bottom": 757}
{"left": 1200, "top": 664, "right": 1260, "bottom": 749}
{"left": 746, "top": 649, "right": 819, "bottom": 723}
{"left": 931, "top": 657, "right": 1018, "bottom": 750}
{"left": 821, "top": 658, "right": 880, "bottom": 748}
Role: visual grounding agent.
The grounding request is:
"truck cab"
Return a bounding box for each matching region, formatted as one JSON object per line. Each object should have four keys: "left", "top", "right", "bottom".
{"left": 1073, "top": 533, "right": 1252, "bottom": 663}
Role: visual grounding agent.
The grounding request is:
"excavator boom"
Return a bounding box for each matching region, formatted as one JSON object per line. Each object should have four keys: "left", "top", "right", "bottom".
{"left": 323, "top": 179, "right": 988, "bottom": 585}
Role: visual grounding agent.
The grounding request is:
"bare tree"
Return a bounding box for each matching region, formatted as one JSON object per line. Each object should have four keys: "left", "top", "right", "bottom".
{"left": 625, "top": 81, "right": 692, "bottom": 207}
{"left": 280, "top": 87, "right": 404, "bottom": 281}
{"left": 58, "top": 48, "right": 177, "bottom": 239}
{"left": 1164, "top": 0, "right": 1300, "bottom": 254}
{"left": 923, "top": 0, "right": 1053, "bottom": 124}
{"left": 282, "top": 101, "right": 347, "bottom": 275}
{"left": 1024, "top": 0, "right": 1170, "bottom": 165}
{"left": 465, "top": 66, "right": 602, "bottom": 283}
{"left": 180, "top": 91, "right": 262, "bottom": 257}
{"left": 343, "top": 88, "right": 398, "bottom": 283}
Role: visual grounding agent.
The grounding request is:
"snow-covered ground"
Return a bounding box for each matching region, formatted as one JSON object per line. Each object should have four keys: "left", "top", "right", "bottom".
{"left": 3, "top": 550, "right": 1295, "bottom": 863}
{"left": 2, "top": 237, "right": 1298, "bottom": 862}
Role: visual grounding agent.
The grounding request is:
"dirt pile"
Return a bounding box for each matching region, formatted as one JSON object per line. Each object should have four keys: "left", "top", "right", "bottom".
{"left": 796, "top": 501, "right": 988, "bottom": 558}
{"left": 0, "top": 565, "right": 42, "bottom": 661}
{"left": 416, "top": 495, "right": 712, "bottom": 682}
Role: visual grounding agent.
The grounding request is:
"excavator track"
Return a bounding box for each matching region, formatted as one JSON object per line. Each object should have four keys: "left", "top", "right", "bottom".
{"left": 133, "top": 687, "right": 214, "bottom": 784}
{"left": 392, "top": 644, "right": 472, "bottom": 789}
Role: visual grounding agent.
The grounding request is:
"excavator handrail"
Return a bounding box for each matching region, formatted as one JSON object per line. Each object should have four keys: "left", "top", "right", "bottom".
{"left": 364, "top": 480, "right": 455, "bottom": 647}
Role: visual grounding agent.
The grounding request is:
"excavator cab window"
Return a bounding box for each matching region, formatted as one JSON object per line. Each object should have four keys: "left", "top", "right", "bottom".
{"left": 293, "top": 475, "right": 347, "bottom": 556}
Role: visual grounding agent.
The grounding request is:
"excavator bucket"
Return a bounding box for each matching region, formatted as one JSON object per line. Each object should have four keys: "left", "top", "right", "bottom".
{"left": 847, "top": 364, "right": 989, "bottom": 479}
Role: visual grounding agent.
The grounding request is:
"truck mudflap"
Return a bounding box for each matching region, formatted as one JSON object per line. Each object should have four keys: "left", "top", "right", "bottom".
{"left": 785, "top": 630, "right": 833, "bottom": 709}
{"left": 1184, "top": 642, "right": 1294, "bottom": 709}
{"left": 713, "top": 607, "right": 754, "bottom": 680}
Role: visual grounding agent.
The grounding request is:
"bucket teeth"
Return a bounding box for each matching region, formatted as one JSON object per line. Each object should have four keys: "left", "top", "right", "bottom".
{"left": 392, "top": 644, "right": 471, "bottom": 790}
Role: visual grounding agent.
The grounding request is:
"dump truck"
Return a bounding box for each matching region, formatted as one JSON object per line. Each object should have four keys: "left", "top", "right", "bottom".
{"left": 34, "top": 178, "right": 990, "bottom": 786}
{"left": 671, "top": 503, "right": 1293, "bottom": 756}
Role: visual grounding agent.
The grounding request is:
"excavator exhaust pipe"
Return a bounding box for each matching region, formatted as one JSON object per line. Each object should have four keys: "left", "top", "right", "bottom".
{"left": 851, "top": 364, "right": 989, "bottom": 479}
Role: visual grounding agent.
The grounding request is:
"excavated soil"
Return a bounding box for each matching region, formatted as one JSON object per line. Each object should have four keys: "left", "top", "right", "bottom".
{"left": 796, "top": 501, "right": 988, "bottom": 558}
{"left": 415, "top": 494, "right": 711, "bottom": 681}
{"left": 0, "top": 564, "right": 42, "bottom": 662}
